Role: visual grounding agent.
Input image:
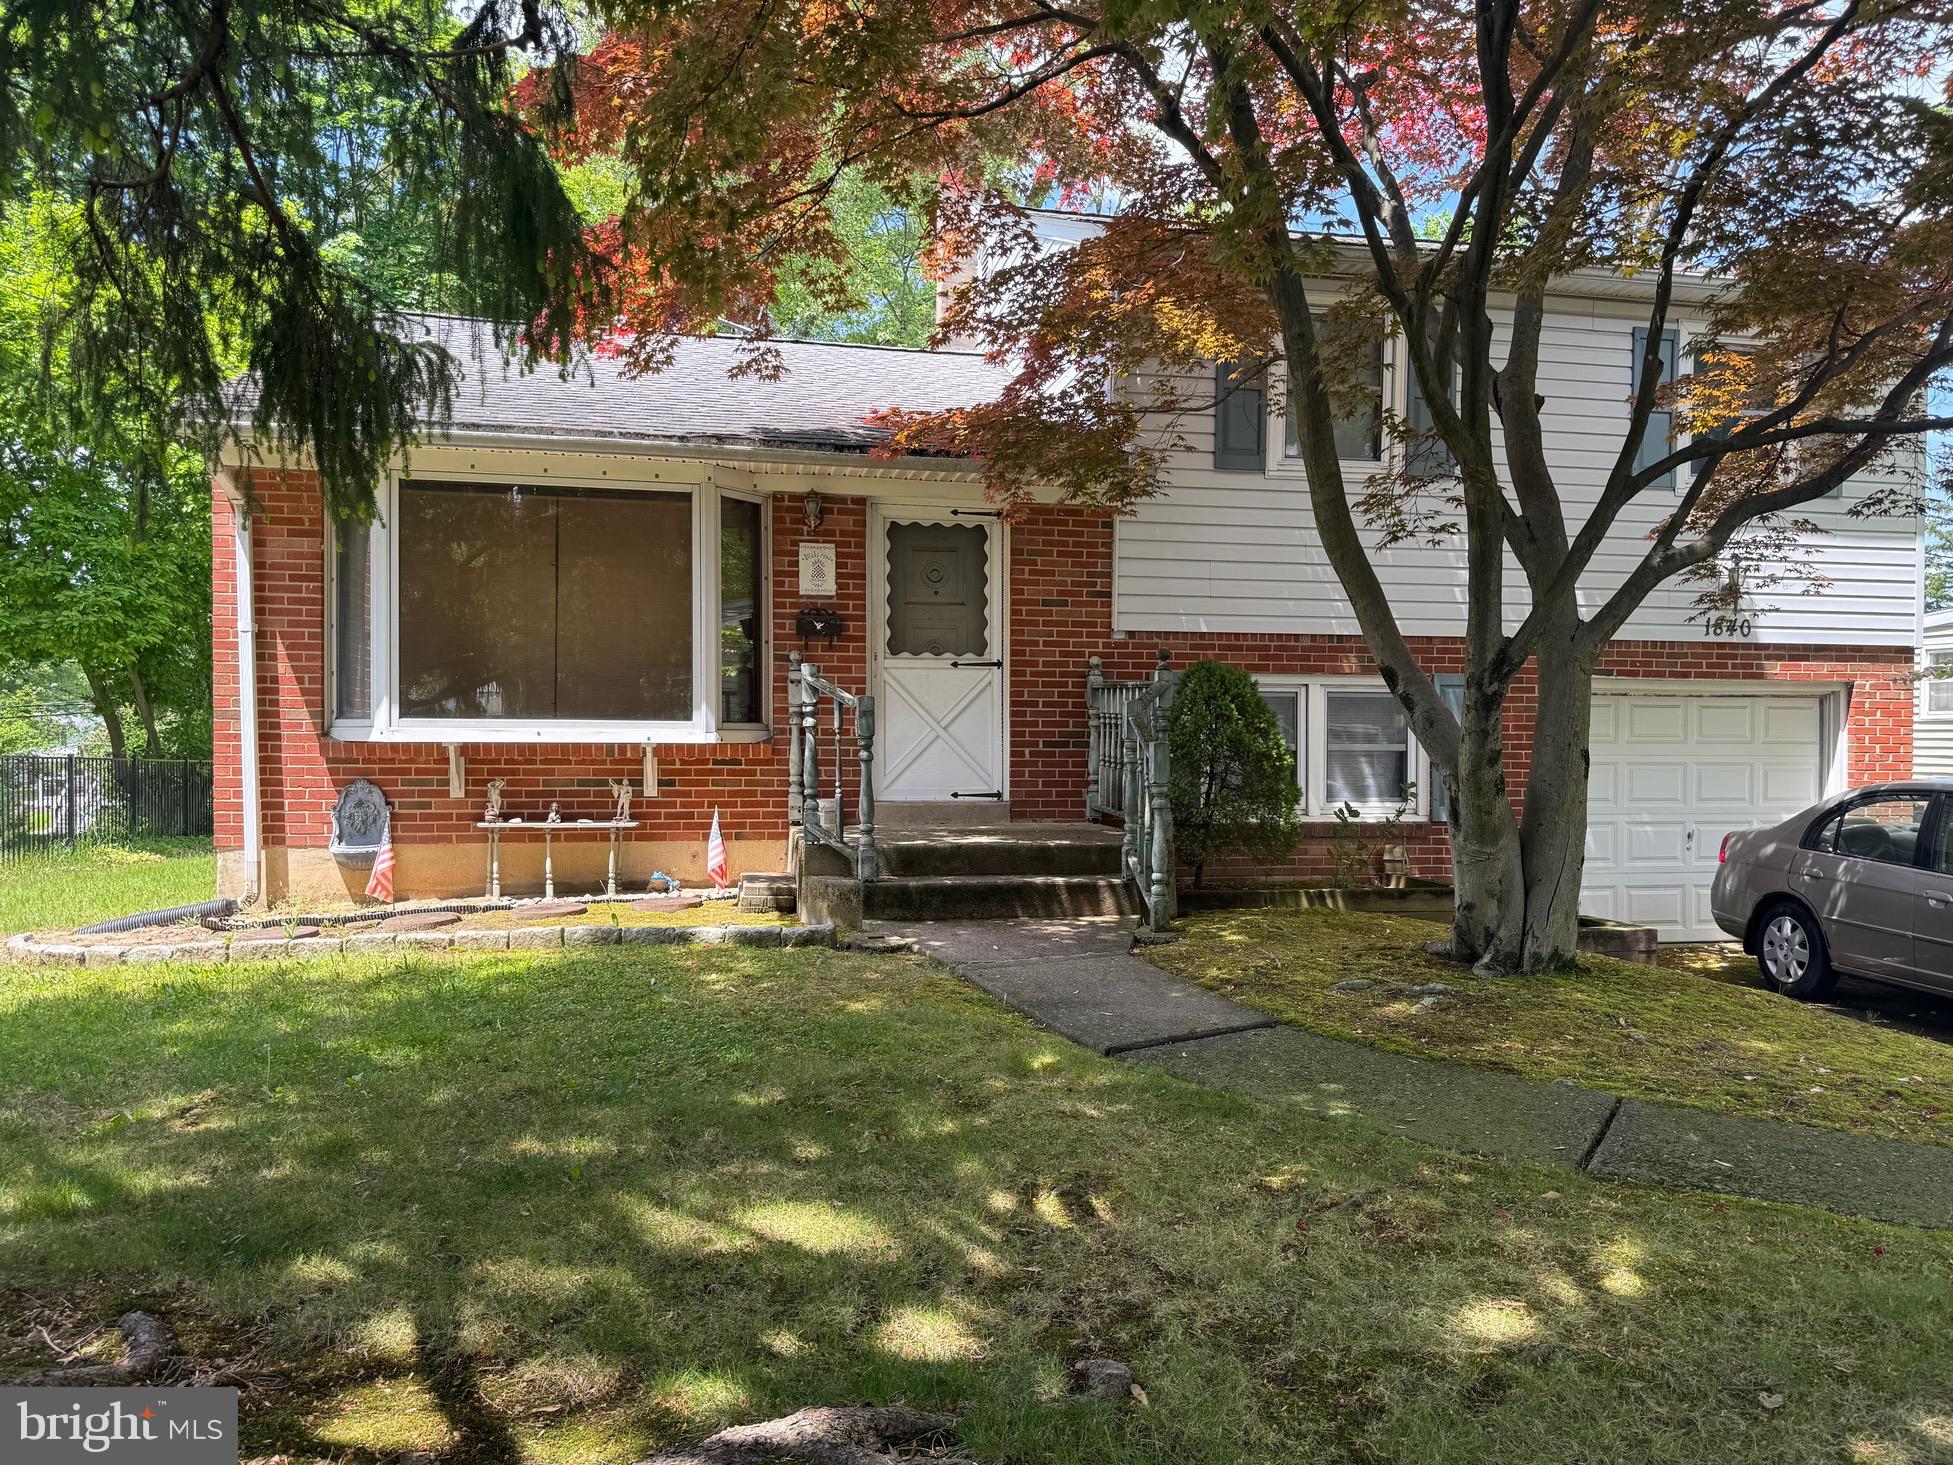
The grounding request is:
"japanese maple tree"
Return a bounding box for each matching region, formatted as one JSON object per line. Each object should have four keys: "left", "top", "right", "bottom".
{"left": 539, "top": 0, "right": 1953, "bottom": 972}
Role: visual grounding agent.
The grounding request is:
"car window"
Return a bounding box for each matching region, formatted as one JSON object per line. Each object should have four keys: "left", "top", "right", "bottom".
{"left": 1808, "top": 795, "right": 1933, "bottom": 866}
{"left": 1930, "top": 798, "right": 1953, "bottom": 874}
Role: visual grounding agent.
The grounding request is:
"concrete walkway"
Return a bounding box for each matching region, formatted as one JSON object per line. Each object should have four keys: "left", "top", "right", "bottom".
{"left": 882, "top": 917, "right": 1953, "bottom": 1230}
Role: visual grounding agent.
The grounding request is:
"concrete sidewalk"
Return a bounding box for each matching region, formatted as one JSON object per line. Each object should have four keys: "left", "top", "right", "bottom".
{"left": 881, "top": 917, "right": 1953, "bottom": 1230}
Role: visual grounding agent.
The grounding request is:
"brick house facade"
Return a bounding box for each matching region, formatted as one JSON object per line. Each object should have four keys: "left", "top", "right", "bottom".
{"left": 216, "top": 471, "right": 1915, "bottom": 907}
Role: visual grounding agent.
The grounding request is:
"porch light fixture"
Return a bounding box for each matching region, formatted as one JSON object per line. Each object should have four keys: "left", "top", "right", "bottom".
{"left": 802, "top": 489, "right": 824, "bottom": 532}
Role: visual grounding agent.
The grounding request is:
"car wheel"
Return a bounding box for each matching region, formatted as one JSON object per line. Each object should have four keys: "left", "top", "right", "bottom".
{"left": 1756, "top": 901, "right": 1837, "bottom": 1000}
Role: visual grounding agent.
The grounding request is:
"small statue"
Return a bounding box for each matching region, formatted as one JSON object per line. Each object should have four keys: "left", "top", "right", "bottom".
{"left": 546, "top": 801, "right": 562, "bottom": 825}
{"left": 608, "top": 778, "right": 633, "bottom": 823}
{"left": 483, "top": 778, "right": 506, "bottom": 823}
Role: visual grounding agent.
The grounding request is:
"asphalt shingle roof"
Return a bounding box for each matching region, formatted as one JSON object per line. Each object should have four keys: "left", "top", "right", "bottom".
{"left": 393, "top": 317, "right": 1012, "bottom": 454}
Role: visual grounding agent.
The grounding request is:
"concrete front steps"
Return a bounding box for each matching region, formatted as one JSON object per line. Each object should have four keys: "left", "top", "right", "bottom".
{"left": 787, "top": 821, "right": 1140, "bottom": 923}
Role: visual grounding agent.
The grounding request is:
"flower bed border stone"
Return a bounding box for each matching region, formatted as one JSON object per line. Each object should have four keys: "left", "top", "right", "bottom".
{"left": 5, "top": 923, "right": 837, "bottom": 966}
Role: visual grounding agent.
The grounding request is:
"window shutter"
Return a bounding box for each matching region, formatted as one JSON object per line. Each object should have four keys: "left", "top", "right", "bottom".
{"left": 1432, "top": 674, "right": 1465, "bottom": 823}
{"left": 1404, "top": 343, "right": 1456, "bottom": 476}
{"left": 1214, "top": 362, "right": 1266, "bottom": 472}
{"left": 1631, "top": 327, "right": 1677, "bottom": 487}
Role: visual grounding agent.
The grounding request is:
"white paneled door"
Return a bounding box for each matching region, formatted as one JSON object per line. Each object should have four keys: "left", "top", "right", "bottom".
{"left": 872, "top": 510, "right": 1005, "bottom": 803}
{"left": 1583, "top": 692, "right": 1827, "bottom": 941}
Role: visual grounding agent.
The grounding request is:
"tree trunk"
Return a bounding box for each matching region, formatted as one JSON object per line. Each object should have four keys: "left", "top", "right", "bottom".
{"left": 1447, "top": 682, "right": 1528, "bottom": 973}
{"left": 82, "top": 666, "right": 128, "bottom": 762}
{"left": 1516, "top": 628, "right": 1595, "bottom": 971}
{"left": 127, "top": 662, "right": 164, "bottom": 757}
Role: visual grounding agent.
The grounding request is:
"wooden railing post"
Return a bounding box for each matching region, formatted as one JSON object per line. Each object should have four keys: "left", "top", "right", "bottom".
{"left": 1148, "top": 679, "right": 1177, "bottom": 929}
{"left": 854, "top": 695, "right": 881, "bottom": 880}
{"left": 1084, "top": 655, "right": 1104, "bottom": 820}
{"left": 786, "top": 653, "right": 804, "bottom": 828}
{"left": 800, "top": 660, "right": 823, "bottom": 836}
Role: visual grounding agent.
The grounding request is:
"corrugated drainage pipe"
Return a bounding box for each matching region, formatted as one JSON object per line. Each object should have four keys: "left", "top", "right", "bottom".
{"left": 77, "top": 897, "right": 239, "bottom": 936}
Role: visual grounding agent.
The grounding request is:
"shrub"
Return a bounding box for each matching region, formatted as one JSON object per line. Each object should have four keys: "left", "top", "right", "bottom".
{"left": 1166, "top": 660, "right": 1302, "bottom": 885}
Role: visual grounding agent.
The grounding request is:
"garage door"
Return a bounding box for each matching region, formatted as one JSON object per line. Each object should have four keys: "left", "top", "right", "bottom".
{"left": 1583, "top": 693, "right": 1826, "bottom": 941}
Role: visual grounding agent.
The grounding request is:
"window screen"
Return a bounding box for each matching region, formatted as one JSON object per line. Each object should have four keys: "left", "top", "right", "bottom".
{"left": 397, "top": 480, "right": 692, "bottom": 721}
{"left": 720, "top": 498, "right": 764, "bottom": 724}
{"left": 1258, "top": 689, "right": 1303, "bottom": 792}
{"left": 333, "top": 522, "right": 371, "bottom": 720}
{"left": 1326, "top": 691, "right": 1411, "bottom": 806}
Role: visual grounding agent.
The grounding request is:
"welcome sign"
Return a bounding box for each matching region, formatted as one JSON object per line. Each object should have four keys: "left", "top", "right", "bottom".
{"left": 2, "top": 1389, "right": 238, "bottom": 1465}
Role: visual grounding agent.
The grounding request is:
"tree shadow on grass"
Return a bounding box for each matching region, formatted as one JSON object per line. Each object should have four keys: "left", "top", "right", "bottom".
{"left": 1, "top": 945, "right": 1951, "bottom": 1465}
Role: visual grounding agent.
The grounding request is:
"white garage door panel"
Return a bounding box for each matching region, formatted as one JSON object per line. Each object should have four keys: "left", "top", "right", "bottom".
{"left": 1584, "top": 692, "right": 1825, "bottom": 942}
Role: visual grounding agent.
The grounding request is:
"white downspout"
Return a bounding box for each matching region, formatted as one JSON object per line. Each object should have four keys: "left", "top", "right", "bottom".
{"left": 223, "top": 473, "right": 262, "bottom": 906}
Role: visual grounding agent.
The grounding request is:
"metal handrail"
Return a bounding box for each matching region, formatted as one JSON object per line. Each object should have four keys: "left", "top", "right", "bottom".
{"left": 1085, "top": 649, "right": 1170, "bottom": 821}
{"left": 1086, "top": 650, "right": 1176, "bottom": 932}
{"left": 787, "top": 652, "right": 882, "bottom": 881}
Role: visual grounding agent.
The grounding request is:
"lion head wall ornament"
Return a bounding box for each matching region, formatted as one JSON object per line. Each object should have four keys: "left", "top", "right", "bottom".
{"left": 328, "top": 779, "right": 390, "bottom": 867}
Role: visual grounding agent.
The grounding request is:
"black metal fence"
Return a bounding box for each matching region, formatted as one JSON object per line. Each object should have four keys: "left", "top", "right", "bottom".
{"left": 0, "top": 755, "right": 214, "bottom": 861}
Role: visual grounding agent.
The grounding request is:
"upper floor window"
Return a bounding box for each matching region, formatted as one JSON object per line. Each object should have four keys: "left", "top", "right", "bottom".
{"left": 1214, "top": 361, "right": 1267, "bottom": 471}
{"left": 1630, "top": 326, "right": 1679, "bottom": 487}
{"left": 1403, "top": 328, "right": 1458, "bottom": 477}
{"left": 1284, "top": 340, "right": 1384, "bottom": 464}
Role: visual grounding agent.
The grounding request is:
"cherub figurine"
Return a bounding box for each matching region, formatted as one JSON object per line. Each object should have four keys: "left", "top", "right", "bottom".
{"left": 546, "top": 801, "right": 562, "bottom": 825}
{"left": 483, "top": 778, "right": 506, "bottom": 823}
{"left": 608, "top": 778, "right": 633, "bottom": 823}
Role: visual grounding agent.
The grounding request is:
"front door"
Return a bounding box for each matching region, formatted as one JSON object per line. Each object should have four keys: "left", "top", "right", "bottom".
{"left": 873, "top": 511, "right": 1004, "bottom": 802}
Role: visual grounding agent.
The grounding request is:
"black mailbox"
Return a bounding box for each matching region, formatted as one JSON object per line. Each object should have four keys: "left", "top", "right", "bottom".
{"left": 795, "top": 607, "right": 844, "bottom": 645}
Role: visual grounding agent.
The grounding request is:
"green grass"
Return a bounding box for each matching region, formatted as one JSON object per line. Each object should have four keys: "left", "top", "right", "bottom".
{"left": 1143, "top": 908, "right": 1953, "bottom": 1147}
{"left": 4, "top": 945, "right": 1953, "bottom": 1464}
{"left": 0, "top": 838, "right": 215, "bottom": 933}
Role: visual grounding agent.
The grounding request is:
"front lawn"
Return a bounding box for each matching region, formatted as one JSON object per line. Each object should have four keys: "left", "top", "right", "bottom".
{"left": 1144, "top": 908, "right": 1953, "bottom": 1147}
{"left": 3, "top": 944, "right": 1953, "bottom": 1464}
{"left": 0, "top": 837, "right": 216, "bottom": 933}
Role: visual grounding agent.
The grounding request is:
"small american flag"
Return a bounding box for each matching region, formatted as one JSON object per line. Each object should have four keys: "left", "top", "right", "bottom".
{"left": 364, "top": 818, "right": 396, "bottom": 903}
{"left": 705, "top": 809, "right": 729, "bottom": 889}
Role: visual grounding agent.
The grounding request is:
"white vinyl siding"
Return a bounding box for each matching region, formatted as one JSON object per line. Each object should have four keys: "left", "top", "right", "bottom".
{"left": 1115, "top": 299, "right": 1921, "bottom": 648}
{"left": 1915, "top": 615, "right": 1953, "bottom": 776}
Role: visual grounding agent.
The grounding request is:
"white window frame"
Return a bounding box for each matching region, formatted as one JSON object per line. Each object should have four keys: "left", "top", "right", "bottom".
{"left": 1255, "top": 675, "right": 1431, "bottom": 820}
{"left": 1275, "top": 331, "right": 1390, "bottom": 473}
{"left": 1926, "top": 649, "right": 1953, "bottom": 718}
{"left": 325, "top": 516, "right": 378, "bottom": 740}
{"left": 328, "top": 468, "right": 767, "bottom": 744}
{"left": 714, "top": 484, "right": 772, "bottom": 730}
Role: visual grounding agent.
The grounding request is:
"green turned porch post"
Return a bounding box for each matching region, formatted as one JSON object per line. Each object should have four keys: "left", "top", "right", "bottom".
{"left": 786, "top": 653, "right": 804, "bottom": 829}
{"left": 855, "top": 695, "right": 881, "bottom": 881}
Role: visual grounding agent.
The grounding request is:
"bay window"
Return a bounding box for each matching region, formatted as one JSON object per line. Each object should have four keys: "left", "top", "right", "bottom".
{"left": 398, "top": 481, "right": 693, "bottom": 721}
{"left": 1256, "top": 679, "right": 1424, "bottom": 818}
{"left": 332, "top": 522, "right": 372, "bottom": 722}
{"left": 719, "top": 495, "right": 764, "bottom": 725}
{"left": 328, "top": 471, "right": 768, "bottom": 741}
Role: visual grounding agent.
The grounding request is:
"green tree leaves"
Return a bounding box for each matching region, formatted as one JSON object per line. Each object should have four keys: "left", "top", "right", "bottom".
{"left": 1166, "top": 660, "right": 1302, "bottom": 886}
